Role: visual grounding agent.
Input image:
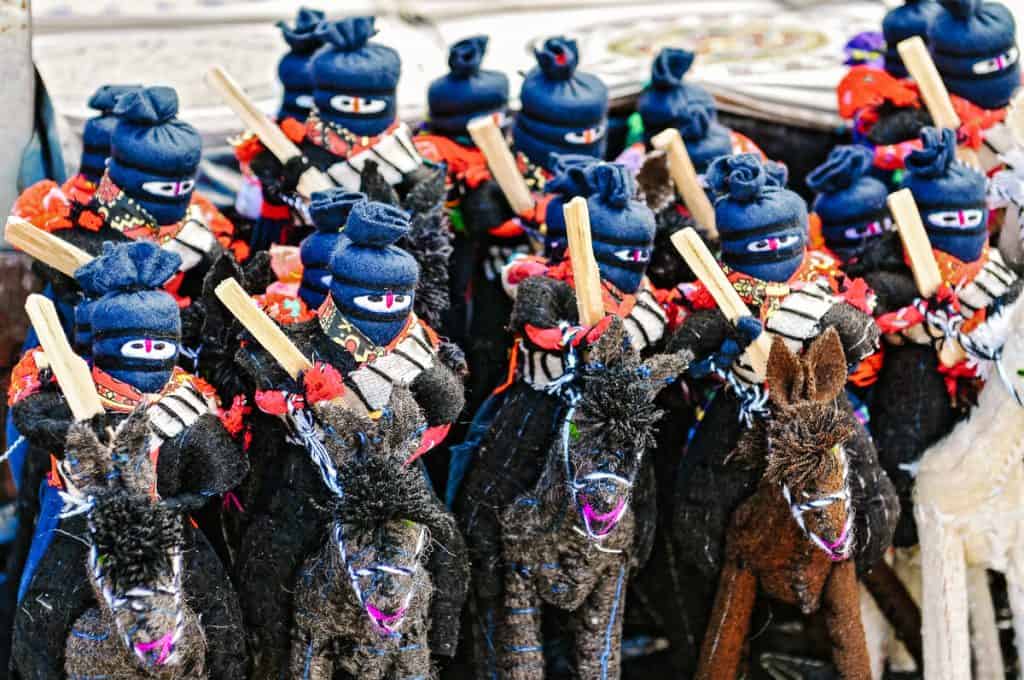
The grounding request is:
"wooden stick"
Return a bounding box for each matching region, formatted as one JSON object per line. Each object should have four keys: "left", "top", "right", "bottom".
{"left": 562, "top": 197, "right": 606, "bottom": 327}
{"left": 887, "top": 189, "right": 942, "bottom": 298}
{"left": 466, "top": 115, "right": 535, "bottom": 216}
{"left": 671, "top": 227, "right": 771, "bottom": 379}
{"left": 897, "top": 37, "right": 981, "bottom": 168}
{"left": 651, "top": 128, "right": 718, "bottom": 240}
{"left": 205, "top": 65, "right": 333, "bottom": 199}
{"left": 24, "top": 294, "right": 103, "bottom": 421}
{"left": 5, "top": 216, "right": 93, "bottom": 277}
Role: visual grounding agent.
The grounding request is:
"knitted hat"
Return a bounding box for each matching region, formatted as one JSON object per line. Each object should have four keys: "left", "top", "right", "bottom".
{"left": 637, "top": 48, "right": 716, "bottom": 135}
{"left": 312, "top": 17, "right": 400, "bottom": 137}
{"left": 584, "top": 163, "right": 656, "bottom": 294}
{"left": 75, "top": 241, "right": 182, "bottom": 393}
{"left": 882, "top": 1, "right": 942, "bottom": 77}
{"left": 902, "top": 127, "right": 988, "bottom": 261}
{"left": 80, "top": 84, "right": 141, "bottom": 183}
{"left": 929, "top": 0, "right": 1019, "bottom": 109}
{"left": 108, "top": 87, "right": 202, "bottom": 226}
{"left": 807, "top": 145, "right": 891, "bottom": 263}
{"left": 329, "top": 201, "right": 418, "bottom": 346}
{"left": 428, "top": 36, "right": 509, "bottom": 140}
{"left": 543, "top": 153, "right": 599, "bottom": 260}
{"left": 276, "top": 7, "right": 326, "bottom": 122}
{"left": 708, "top": 154, "right": 808, "bottom": 282}
{"left": 300, "top": 189, "right": 366, "bottom": 309}
{"left": 513, "top": 37, "right": 609, "bottom": 169}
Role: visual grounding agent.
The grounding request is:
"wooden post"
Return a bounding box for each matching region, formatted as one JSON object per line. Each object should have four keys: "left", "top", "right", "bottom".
{"left": 205, "top": 65, "right": 333, "bottom": 199}
{"left": 671, "top": 227, "right": 771, "bottom": 380}
{"left": 651, "top": 128, "right": 718, "bottom": 240}
{"left": 897, "top": 37, "right": 981, "bottom": 168}
{"left": 24, "top": 294, "right": 103, "bottom": 421}
{"left": 466, "top": 115, "right": 535, "bottom": 216}
{"left": 562, "top": 197, "right": 606, "bottom": 327}
{"left": 5, "top": 216, "right": 93, "bottom": 277}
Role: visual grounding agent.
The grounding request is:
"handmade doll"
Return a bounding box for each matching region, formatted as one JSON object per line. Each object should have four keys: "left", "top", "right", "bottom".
{"left": 232, "top": 197, "right": 465, "bottom": 678}
{"left": 8, "top": 241, "right": 249, "bottom": 679}
{"left": 882, "top": 0, "right": 941, "bottom": 78}
{"left": 666, "top": 154, "right": 897, "bottom": 675}
{"left": 276, "top": 6, "right": 324, "bottom": 125}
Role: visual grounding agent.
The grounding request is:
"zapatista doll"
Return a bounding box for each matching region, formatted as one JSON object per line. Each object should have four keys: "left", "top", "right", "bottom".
{"left": 234, "top": 6, "right": 325, "bottom": 250}
{"left": 232, "top": 196, "right": 465, "bottom": 679}
{"left": 666, "top": 154, "right": 897, "bottom": 676}
{"left": 8, "top": 241, "right": 249, "bottom": 679}
{"left": 882, "top": 0, "right": 942, "bottom": 78}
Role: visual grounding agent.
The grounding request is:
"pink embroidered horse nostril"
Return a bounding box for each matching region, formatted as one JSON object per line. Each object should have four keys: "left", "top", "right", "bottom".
{"left": 134, "top": 632, "right": 175, "bottom": 666}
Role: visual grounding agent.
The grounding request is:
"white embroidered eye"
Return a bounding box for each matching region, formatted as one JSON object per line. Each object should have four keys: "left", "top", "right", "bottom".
{"left": 843, "top": 221, "right": 885, "bottom": 240}
{"left": 294, "top": 94, "right": 315, "bottom": 110}
{"left": 927, "top": 209, "right": 984, "bottom": 228}
{"left": 353, "top": 292, "right": 412, "bottom": 313}
{"left": 120, "top": 339, "right": 177, "bottom": 360}
{"left": 330, "top": 95, "right": 387, "bottom": 115}
{"left": 746, "top": 234, "right": 800, "bottom": 252}
{"left": 141, "top": 180, "right": 195, "bottom": 198}
{"left": 613, "top": 248, "right": 650, "bottom": 263}
{"left": 972, "top": 47, "right": 1019, "bottom": 75}
{"left": 563, "top": 125, "right": 605, "bottom": 145}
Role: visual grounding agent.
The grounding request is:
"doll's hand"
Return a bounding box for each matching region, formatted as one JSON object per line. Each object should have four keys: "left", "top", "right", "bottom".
{"left": 687, "top": 315, "right": 763, "bottom": 379}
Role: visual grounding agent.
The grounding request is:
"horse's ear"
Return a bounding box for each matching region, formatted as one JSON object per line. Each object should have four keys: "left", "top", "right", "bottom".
{"left": 804, "top": 327, "right": 847, "bottom": 403}
{"left": 63, "top": 419, "right": 113, "bottom": 494}
{"left": 110, "top": 407, "right": 157, "bottom": 496}
{"left": 588, "top": 316, "right": 628, "bottom": 365}
{"left": 766, "top": 335, "right": 803, "bottom": 407}
{"left": 640, "top": 348, "right": 693, "bottom": 400}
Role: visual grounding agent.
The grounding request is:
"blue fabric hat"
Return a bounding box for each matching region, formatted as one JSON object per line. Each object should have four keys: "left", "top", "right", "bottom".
{"left": 902, "top": 127, "right": 988, "bottom": 261}
{"left": 329, "top": 201, "right": 418, "bottom": 346}
{"left": 883, "top": 1, "right": 942, "bottom": 77}
{"left": 312, "top": 17, "right": 400, "bottom": 137}
{"left": 80, "top": 84, "right": 141, "bottom": 184}
{"left": 300, "top": 189, "right": 366, "bottom": 309}
{"left": 677, "top": 103, "right": 733, "bottom": 174}
{"left": 583, "top": 163, "right": 656, "bottom": 294}
{"left": 807, "top": 145, "right": 891, "bottom": 262}
{"left": 638, "top": 48, "right": 716, "bottom": 135}
{"left": 929, "top": 0, "right": 1019, "bottom": 109}
{"left": 543, "top": 153, "right": 599, "bottom": 260}
{"left": 75, "top": 241, "right": 182, "bottom": 393}
{"left": 277, "top": 7, "right": 326, "bottom": 122}
{"left": 708, "top": 154, "right": 808, "bottom": 282}
{"left": 513, "top": 36, "right": 609, "bottom": 169}
{"left": 108, "top": 86, "right": 201, "bottom": 226}
{"left": 428, "top": 36, "right": 509, "bottom": 140}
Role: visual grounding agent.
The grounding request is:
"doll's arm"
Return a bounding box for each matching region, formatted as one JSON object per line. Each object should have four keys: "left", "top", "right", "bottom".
{"left": 819, "top": 303, "right": 882, "bottom": 368}
{"left": 165, "top": 413, "right": 249, "bottom": 498}
{"left": 508, "top": 275, "right": 579, "bottom": 332}
{"left": 410, "top": 358, "right": 466, "bottom": 427}
{"left": 12, "top": 389, "right": 75, "bottom": 455}
{"left": 862, "top": 270, "right": 920, "bottom": 315}
{"left": 666, "top": 309, "right": 761, "bottom": 379}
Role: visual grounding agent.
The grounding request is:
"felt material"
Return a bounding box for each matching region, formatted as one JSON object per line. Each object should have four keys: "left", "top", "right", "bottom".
{"left": 276, "top": 7, "right": 325, "bottom": 122}
{"left": 76, "top": 241, "right": 183, "bottom": 393}
{"left": 427, "top": 36, "right": 509, "bottom": 140}
{"left": 312, "top": 16, "right": 400, "bottom": 137}
{"left": 902, "top": 127, "right": 988, "bottom": 262}
{"left": 513, "top": 36, "right": 609, "bottom": 168}
{"left": 542, "top": 153, "right": 599, "bottom": 260}
{"left": 80, "top": 84, "right": 141, "bottom": 183}
{"left": 328, "top": 200, "right": 419, "bottom": 346}
{"left": 883, "top": 1, "right": 942, "bottom": 77}
{"left": 929, "top": 0, "right": 1020, "bottom": 109}
{"left": 584, "top": 163, "right": 656, "bottom": 294}
{"left": 707, "top": 154, "right": 808, "bottom": 282}
{"left": 299, "top": 189, "right": 366, "bottom": 308}
{"left": 108, "top": 86, "right": 201, "bottom": 226}
{"left": 807, "top": 145, "right": 891, "bottom": 263}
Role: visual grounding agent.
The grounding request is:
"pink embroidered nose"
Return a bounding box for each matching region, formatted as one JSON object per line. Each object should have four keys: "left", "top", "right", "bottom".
{"left": 958, "top": 210, "right": 966, "bottom": 226}
{"left": 385, "top": 291, "right": 395, "bottom": 309}
{"left": 631, "top": 250, "right": 642, "bottom": 262}
{"left": 144, "top": 338, "right": 153, "bottom": 353}
{"left": 135, "top": 632, "right": 174, "bottom": 666}
{"left": 766, "top": 238, "right": 781, "bottom": 251}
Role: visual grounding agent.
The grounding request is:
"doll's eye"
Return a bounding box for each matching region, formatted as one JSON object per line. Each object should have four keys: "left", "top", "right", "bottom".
{"left": 330, "top": 95, "right": 387, "bottom": 115}
{"left": 844, "top": 220, "right": 886, "bottom": 240}
{"left": 353, "top": 292, "right": 412, "bottom": 313}
{"left": 747, "top": 234, "right": 800, "bottom": 252}
{"left": 927, "top": 209, "right": 984, "bottom": 229}
{"left": 613, "top": 248, "right": 651, "bottom": 263}
{"left": 972, "top": 47, "right": 1018, "bottom": 75}
{"left": 121, "top": 339, "right": 177, "bottom": 360}
{"left": 563, "top": 125, "right": 605, "bottom": 145}
{"left": 295, "top": 94, "right": 314, "bottom": 110}
{"left": 141, "top": 180, "right": 195, "bottom": 197}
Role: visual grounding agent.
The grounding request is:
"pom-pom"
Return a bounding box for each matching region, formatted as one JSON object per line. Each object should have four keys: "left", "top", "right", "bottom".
{"left": 448, "top": 35, "right": 487, "bottom": 77}
{"left": 707, "top": 154, "right": 768, "bottom": 203}
{"left": 344, "top": 200, "right": 410, "bottom": 247}
{"left": 316, "top": 16, "right": 377, "bottom": 53}
{"left": 277, "top": 7, "right": 325, "bottom": 52}
{"left": 586, "top": 163, "right": 635, "bottom": 210}
{"left": 309, "top": 190, "right": 367, "bottom": 234}
{"left": 303, "top": 362, "right": 346, "bottom": 404}
{"left": 905, "top": 127, "right": 956, "bottom": 179}
{"left": 939, "top": 0, "right": 980, "bottom": 18}
{"left": 75, "top": 241, "right": 182, "bottom": 297}
{"left": 678, "top": 103, "right": 712, "bottom": 141}
{"left": 806, "top": 146, "right": 873, "bottom": 194}
{"left": 534, "top": 36, "right": 579, "bottom": 81}
{"left": 88, "top": 84, "right": 142, "bottom": 114}
{"left": 112, "top": 86, "right": 180, "bottom": 125}
{"left": 650, "top": 48, "right": 696, "bottom": 90}
{"left": 546, "top": 154, "right": 598, "bottom": 195}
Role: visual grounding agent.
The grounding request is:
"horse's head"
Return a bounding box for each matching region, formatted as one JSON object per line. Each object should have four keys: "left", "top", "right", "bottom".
{"left": 561, "top": 318, "right": 690, "bottom": 541}
{"left": 64, "top": 409, "right": 195, "bottom": 669}
{"left": 747, "top": 329, "right": 856, "bottom": 562}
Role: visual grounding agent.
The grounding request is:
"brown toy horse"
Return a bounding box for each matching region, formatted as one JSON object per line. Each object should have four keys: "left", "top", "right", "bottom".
{"left": 697, "top": 329, "right": 871, "bottom": 680}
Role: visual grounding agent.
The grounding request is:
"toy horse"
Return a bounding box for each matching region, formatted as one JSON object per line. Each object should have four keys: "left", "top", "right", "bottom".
{"left": 697, "top": 329, "right": 871, "bottom": 680}
{"left": 62, "top": 410, "right": 207, "bottom": 678}
{"left": 288, "top": 390, "right": 468, "bottom": 680}
{"left": 498, "top": 319, "right": 690, "bottom": 680}
{"left": 913, "top": 294, "right": 1024, "bottom": 680}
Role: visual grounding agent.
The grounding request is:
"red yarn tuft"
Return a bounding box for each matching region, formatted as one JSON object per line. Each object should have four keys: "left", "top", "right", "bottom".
{"left": 303, "top": 362, "right": 347, "bottom": 404}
